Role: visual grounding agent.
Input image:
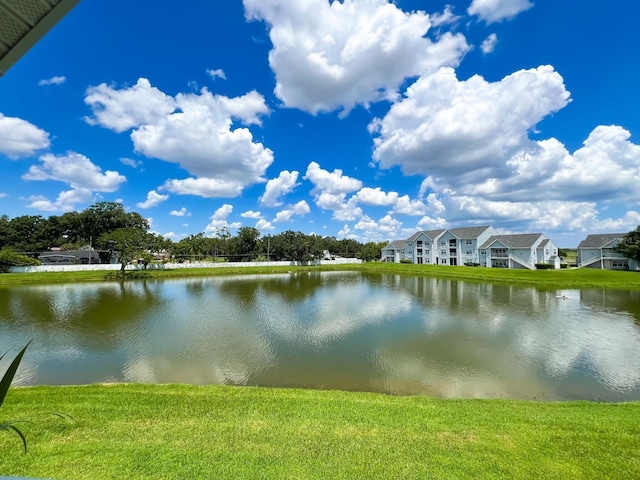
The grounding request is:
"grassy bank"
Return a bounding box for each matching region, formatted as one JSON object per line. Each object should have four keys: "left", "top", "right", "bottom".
{"left": 0, "top": 384, "right": 638, "bottom": 479}
{"left": 1, "top": 262, "right": 639, "bottom": 289}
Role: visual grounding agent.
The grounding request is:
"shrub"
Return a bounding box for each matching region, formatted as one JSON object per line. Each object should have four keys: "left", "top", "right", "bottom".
{"left": 560, "top": 263, "right": 568, "bottom": 269}
{"left": 535, "top": 263, "right": 553, "bottom": 270}
{"left": 0, "top": 248, "right": 41, "bottom": 273}
{"left": 399, "top": 258, "right": 412, "bottom": 264}
{"left": 464, "top": 262, "right": 481, "bottom": 267}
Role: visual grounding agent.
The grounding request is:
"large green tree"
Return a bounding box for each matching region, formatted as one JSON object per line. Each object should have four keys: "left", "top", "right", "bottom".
{"left": 236, "top": 227, "right": 260, "bottom": 261}
{"left": 82, "top": 202, "right": 149, "bottom": 244}
{"left": 357, "top": 241, "right": 387, "bottom": 262}
{"left": 7, "top": 215, "right": 49, "bottom": 253}
{"left": 614, "top": 226, "right": 640, "bottom": 262}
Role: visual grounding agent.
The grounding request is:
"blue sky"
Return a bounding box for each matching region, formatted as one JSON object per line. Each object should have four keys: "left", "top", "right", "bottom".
{"left": 1, "top": 0, "right": 639, "bottom": 247}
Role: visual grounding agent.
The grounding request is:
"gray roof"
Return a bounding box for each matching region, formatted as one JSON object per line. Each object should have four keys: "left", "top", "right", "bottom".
{"left": 406, "top": 229, "right": 446, "bottom": 242}
{"left": 538, "top": 239, "right": 550, "bottom": 248}
{"left": 383, "top": 240, "right": 405, "bottom": 250}
{"left": 480, "top": 233, "right": 545, "bottom": 249}
{"left": 448, "top": 225, "right": 492, "bottom": 239}
{"left": 39, "top": 250, "right": 100, "bottom": 259}
{"left": 0, "top": 0, "right": 80, "bottom": 76}
{"left": 577, "top": 234, "right": 626, "bottom": 249}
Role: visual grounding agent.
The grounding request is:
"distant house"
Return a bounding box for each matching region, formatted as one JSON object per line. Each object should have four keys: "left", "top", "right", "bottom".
{"left": 479, "top": 233, "right": 559, "bottom": 270}
{"left": 38, "top": 249, "right": 103, "bottom": 265}
{"left": 577, "top": 234, "right": 638, "bottom": 270}
{"left": 381, "top": 240, "right": 406, "bottom": 263}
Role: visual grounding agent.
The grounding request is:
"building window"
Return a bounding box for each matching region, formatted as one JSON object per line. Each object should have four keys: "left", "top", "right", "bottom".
{"left": 440, "top": 241, "right": 447, "bottom": 246}
{"left": 466, "top": 239, "right": 473, "bottom": 245}
{"left": 417, "top": 240, "right": 423, "bottom": 246}
{"left": 425, "top": 241, "right": 430, "bottom": 246}
{"left": 466, "top": 250, "right": 473, "bottom": 255}
{"left": 440, "top": 250, "right": 447, "bottom": 255}
{"left": 612, "top": 260, "right": 628, "bottom": 268}
{"left": 449, "top": 239, "right": 456, "bottom": 246}
{"left": 492, "top": 248, "right": 508, "bottom": 257}
{"left": 417, "top": 249, "right": 422, "bottom": 255}
{"left": 425, "top": 249, "right": 430, "bottom": 255}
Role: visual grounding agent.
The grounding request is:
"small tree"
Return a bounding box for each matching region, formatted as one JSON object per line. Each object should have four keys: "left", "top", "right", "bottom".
{"left": 614, "top": 226, "right": 640, "bottom": 263}
{"left": 100, "top": 228, "right": 151, "bottom": 276}
{"left": 357, "top": 241, "right": 387, "bottom": 262}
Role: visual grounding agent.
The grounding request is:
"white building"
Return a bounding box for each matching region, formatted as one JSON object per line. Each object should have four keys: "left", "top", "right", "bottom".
{"left": 479, "top": 233, "right": 559, "bottom": 270}
{"left": 381, "top": 240, "right": 406, "bottom": 263}
{"left": 404, "top": 229, "right": 446, "bottom": 264}
{"left": 577, "top": 234, "right": 638, "bottom": 270}
{"left": 384, "top": 227, "right": 560, "bottom": 269}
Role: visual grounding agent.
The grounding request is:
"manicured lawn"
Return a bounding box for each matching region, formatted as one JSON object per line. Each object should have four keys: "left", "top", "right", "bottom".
{"left": 0, "top": 384, "right": 638, "bottom": 479}
{"left": 1, "top": 262, "right": 639, "bottom": 289}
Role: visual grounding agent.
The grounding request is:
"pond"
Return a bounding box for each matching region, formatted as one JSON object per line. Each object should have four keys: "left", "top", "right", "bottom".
{"left": 1, "top": 271, "right": 640, "bottom": 401}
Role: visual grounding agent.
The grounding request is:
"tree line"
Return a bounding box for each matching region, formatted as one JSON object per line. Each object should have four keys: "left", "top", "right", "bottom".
{"left": 0, "top": 202, "right": 387, "bottom": 272}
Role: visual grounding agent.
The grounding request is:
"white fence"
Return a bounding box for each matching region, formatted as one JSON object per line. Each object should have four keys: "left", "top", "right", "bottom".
{"left": 9, "top": 258, "right": 362, "bottom": 273}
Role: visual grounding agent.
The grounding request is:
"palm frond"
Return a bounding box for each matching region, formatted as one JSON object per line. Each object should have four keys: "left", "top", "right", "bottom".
{"left": 0, "top": 341, "right": 30, "bottom": 408}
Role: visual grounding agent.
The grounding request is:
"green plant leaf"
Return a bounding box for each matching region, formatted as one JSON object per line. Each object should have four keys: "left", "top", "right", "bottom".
{"left": 1, "top": 422, "right": 28, "bottom": 452}
{"left": 0, "top": 341, "right": 30, "bottom": 408}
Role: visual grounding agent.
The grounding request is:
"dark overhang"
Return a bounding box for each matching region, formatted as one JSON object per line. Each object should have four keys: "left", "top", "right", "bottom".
{"left": 0, "top": 0, "right": 80, "bottom": 76}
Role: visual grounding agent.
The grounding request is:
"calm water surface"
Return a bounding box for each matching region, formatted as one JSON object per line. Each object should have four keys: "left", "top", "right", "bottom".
{"left": 1, "top": 271, "right": 640, "bottom": 401}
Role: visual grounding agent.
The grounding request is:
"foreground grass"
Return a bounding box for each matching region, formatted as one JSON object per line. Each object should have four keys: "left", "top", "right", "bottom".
{"left": 0, "top": 385, "right": 638, "bottom": 479}
{"left": 1, "top": 262, "right": 639, "bottom": 289}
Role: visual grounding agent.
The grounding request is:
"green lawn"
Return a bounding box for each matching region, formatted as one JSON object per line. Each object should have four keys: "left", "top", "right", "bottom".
{"left": 1, "top": 262, "right": 639, "bottom": 290}
{"left": 0, "top": 384, "right": 638, "bottom": 479}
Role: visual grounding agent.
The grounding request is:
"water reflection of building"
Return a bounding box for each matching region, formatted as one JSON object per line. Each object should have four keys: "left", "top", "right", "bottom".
{"left": 580, "top": 289, "right": 640, "bottom": 321}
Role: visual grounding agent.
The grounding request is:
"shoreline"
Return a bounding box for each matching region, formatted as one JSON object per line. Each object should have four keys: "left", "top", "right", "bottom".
{"left": 1, "top": 262, "right": 640, "bottom": 289}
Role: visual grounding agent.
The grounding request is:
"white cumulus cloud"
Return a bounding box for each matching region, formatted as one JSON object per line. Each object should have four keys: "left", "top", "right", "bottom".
{"left": 23, "top": 152, "right": 126, "bottom": 192}
{"left": 371, "top": 65, "right": 570, "bottom": 181}
{"left": 205, "top": 204, "right": 242, "bottom": 234}
{"left": 261, "top": 170, "right": 299, "bottom": 206}
{"left": 241, "top": 210, "right": 263, "bottom": 219}
{"left": 136, "top": 190, "right": 169, "bottom": 209}
{"left": 256, "top": 218, "right": 275, "bottom": 232}
{"left": 162, "top": 178, "right": 245, "bottom": 198}
{"left": 84, "top": 78, "right": 176, "bottom": 133}
{"left": 206, "top": 68, "right": 227, "bottom": 80}
{"left": 169, "top": 207, "right": 191, "bottom": 217}
{"left": 38, "top": 76, "right": 66, "bottom": 86}
{"left": 304, "top": 161, "right": 364, "bottom": 220}
{"left": 468, "top": 0, "right": 533, "bottom": 23}
{"left": 0, "top": 113, "right": 50, "bottom": 158}
{"left": 481, "top": 33, "right": 498, "bottom": 54}
{"left": 273, "top": 200, "right": 311, "bottom": 223}
{"left": 244, "top": 0, "right": 469, "bottom": 115}
{"left": 26, "top": 188, "right": 93, "bottom": 212}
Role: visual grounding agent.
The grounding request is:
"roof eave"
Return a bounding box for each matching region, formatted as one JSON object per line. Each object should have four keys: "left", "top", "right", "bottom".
{"left": 0, "top": 0, "right": 81, "bottom": 77}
